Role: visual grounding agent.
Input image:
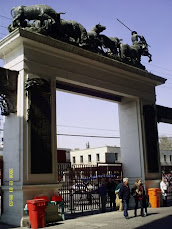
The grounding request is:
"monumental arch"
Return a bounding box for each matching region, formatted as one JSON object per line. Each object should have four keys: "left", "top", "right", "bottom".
{"left": 0, "top": 28, "right": 166, "bottom": 225}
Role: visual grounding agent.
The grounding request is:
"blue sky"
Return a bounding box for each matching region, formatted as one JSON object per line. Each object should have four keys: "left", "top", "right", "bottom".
{"left": 0, "top": 0, "right": 172, "bottom": 149}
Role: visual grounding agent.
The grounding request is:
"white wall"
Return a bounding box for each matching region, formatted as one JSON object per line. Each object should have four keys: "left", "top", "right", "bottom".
{"left": 118, "top": 99, "right": 145, "bottom": 185}
{"left": 70, "top": 146, "right": 121, "bottom": 165}
{"left": 160, "top": 150, "right": 172, "bottom": 165}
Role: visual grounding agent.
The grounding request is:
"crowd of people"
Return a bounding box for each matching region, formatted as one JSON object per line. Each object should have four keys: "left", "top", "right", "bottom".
{"left": 99, "top": 177, "right": 148, "bottom": 219}
{"left": 162, "top": 173, "right": 172, "bottom": 186}
{"left": 99, "top": 176, "right": 170, "bottom": 219}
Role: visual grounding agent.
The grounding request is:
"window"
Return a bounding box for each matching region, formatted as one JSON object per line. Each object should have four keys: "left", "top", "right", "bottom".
{"left": 96, "top": 154, "right": 100, "bottom": 162}
{"left": 164, "top": 155, "right": 166, "bottom": 162}
{"left": 80, "top": 155, "right": 83, "bottom": 163}
{"left": 115, "top": 153, "right": 118, "bottom": 161}
{"left": 170, "top": 155, "right": 172, "bottom": 162}
{"left": 88, "top": 155, "right": 91, "bottom": 162}
{"left": 73, "top": 156, "right": 76, "bottom": 163}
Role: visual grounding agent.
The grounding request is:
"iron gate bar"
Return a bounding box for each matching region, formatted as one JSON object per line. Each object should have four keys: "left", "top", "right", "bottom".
{"left": 57, "top": 162, "right": 122, "bottom": 217}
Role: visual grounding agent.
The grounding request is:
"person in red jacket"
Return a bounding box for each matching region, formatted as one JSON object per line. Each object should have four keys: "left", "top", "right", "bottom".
{"left": 131, "top": 178, "right": 147, "bottom": 217}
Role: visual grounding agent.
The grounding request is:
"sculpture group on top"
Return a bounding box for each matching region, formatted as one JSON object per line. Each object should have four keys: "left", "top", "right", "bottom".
{"left": 8, "top": 4, "right": 152, "bottom": 70}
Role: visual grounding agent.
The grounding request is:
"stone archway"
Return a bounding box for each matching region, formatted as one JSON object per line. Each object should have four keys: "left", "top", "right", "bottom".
{"left": 0, "top": 29, "right": 166, "bottom": 225}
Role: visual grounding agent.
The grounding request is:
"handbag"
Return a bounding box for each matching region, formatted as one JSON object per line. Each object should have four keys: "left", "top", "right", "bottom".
{"left": 131, "top": 188, "right": 137, "bottom": 197}
{"left": 116, "top": 194, "right": 120, "bottom": 207}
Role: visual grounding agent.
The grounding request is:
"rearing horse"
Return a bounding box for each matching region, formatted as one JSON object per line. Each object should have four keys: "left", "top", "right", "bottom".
{"left": 87, "top": 23, "right": 106, "bottom": 52}
{"left": 120, "top": 38, "right": 152, "bottom": 63}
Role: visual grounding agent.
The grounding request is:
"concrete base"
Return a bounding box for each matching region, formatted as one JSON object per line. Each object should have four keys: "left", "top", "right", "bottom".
{"left": 1, "top": 183, "right": 62, "bottom": 226}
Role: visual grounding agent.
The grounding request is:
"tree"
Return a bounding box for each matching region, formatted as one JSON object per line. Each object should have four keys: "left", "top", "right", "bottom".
{"left": 159, "top": 137, "right": 172, "bottom": 150}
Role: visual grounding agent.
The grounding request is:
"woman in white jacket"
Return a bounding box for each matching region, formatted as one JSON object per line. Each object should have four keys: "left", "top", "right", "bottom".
{"left": 160, "top": 177, "right": 168, "bottom": 207}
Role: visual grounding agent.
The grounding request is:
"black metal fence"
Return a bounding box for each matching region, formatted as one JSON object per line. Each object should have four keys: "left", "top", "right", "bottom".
{"left": 167, "top": 186, "right": 172, "bottom": 200}
{"left": 57, "top": 163, "right": 122, "bottom": 216}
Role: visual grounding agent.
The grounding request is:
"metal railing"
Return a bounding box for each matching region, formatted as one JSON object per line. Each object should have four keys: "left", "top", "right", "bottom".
{"left": 57, "top": 163, "right": 122, "bottom": 216}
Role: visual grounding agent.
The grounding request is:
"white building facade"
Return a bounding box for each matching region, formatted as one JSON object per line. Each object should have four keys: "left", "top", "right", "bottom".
{"left": 71, "top": 146, "right": 172, "bottom": 174}
{"left": 160, "top": 150, "right": 172, "bottom": 173}
{"left": 70, "top": 146, "right": 121, "bottom": 165}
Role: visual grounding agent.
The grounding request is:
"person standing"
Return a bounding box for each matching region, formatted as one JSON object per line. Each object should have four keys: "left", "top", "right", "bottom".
{"left": 131, "top": 178, "right": 147, "bottom": 217}
{"left": 107, "top": 178, "right": 117, "bottom": 210}
{"left": 115, "top": 180, "right": 123, "bottom": 211}
{"left": 119, "top": 178, "right": 130, "bottom": 219}
{"left": 99, "top": 177, "right": 107, "bottom": 212}
{"left": 160, "top": 177, "right": 168, "bottom": 207}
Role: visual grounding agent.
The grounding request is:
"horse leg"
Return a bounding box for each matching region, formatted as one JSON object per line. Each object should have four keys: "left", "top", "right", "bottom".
{"left": 148, "top": 53, "right": 152, "bottom": 62}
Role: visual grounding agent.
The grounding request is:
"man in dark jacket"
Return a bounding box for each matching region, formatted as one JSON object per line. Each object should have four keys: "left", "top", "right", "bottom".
{"left": 107, "top": 178, "right": 117, "bottom": 210}
{"left": 119, "top": 177, "right": 130, "bottom": 219}
{"left": 99, "top": 178, "right": 107, "bottom": 212}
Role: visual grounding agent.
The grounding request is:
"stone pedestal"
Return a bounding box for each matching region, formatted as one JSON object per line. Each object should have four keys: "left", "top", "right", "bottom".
{"left": 2, "top": 184, "right": 61, "bottom": 226}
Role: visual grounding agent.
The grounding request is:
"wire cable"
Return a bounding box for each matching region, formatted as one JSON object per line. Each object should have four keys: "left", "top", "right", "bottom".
{"left": 143, "top": 62, "right": 172, "bottom": 72}
{"left": 148, "top": 69, "right": 172, "bottom": 78}
{"left": 0, "top": 14, "right": 12, "bottom": 20}
{"left": 0, "top": 32, "right": 7, "bottom": 36}
{"left": 57, "top": 124, "right": 119, "bottom": 132}
{"left": 0, "top": 25, "right": 8, "bottom": 29}
{"left": 57, "top": 133, "right": 120, "bottom": 138}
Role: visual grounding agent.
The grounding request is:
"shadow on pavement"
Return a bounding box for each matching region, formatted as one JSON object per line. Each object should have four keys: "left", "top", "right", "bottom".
{"left": 65, "top": 209, "right": 102, "bottom": 220}
{"left": 129, "top": 212, "right": 158, "bottom": 219}
{"left": 65, "top": 208, "right": 118, "bottom": 220}
{"left": 0, "top": 222, "right": 18, "bottom": 229}
{"left": 167, "top": 199, "right": 172, "bottom": 207}
{"left": 134, "top": 215, "right": 172, "bottom": 229}
{"left": 0, "top": 222, "right": 64, "bottom": 229}
{"left": 46, "top": 222, "right": 64, "bottom": 227}
{"left": 145, "top": 212, "right": 158, "bottom": 216}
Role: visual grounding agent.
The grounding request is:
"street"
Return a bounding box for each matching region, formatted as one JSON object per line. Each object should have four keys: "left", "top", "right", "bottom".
{"left": 0, "top": 206, "right": 172, "bottom": 229}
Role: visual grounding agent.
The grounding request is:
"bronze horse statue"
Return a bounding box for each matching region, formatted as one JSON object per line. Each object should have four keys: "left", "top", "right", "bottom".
{"left": 99, "top": 36, "right": 122, "bottom": 56}
{"left": 120, "top": 36, "right": 152, "bottom": 63}
{"left": 11, "top": 4, "right": 62, "bottom": 26}
{"left": 87, "top": 23, "right": 106, "bottom": 52}
{"left": 87, "top": 24, "right": 122, "bottom": 55}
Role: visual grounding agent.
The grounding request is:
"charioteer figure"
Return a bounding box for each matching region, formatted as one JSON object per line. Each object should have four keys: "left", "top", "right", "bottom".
{"left": 131, "top": 31, "right": 152, "bottom": 62}
{"left": 131, "top": 31, "right": 148, "bottom": 47}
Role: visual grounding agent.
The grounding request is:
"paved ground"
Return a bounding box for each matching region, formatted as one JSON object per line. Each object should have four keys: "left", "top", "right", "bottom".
{"left": 0, "top": 206, "right": 172, "bottom": 229}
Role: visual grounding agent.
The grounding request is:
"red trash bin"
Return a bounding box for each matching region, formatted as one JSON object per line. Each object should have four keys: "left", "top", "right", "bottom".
{"left": 51, "top": 195, "right": 62, "bottom": 202}
{"left": 27, "top": 199, "right": 47, "bottom": 229}
{"left": 34, "top": 196, "right": 49, "bottom": 202}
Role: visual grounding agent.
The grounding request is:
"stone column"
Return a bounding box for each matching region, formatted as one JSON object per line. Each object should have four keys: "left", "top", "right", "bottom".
{"left": 118, "top": 98, "right": 145, "bottom": 186}
{"left": 142, "top": 102, "right": 161, "bottom": 189}
{"left": 0, "top": 42, "right": 59, "bottom": 226}
{"left": 118, "top": 98, "right": 161, "bottom": 194}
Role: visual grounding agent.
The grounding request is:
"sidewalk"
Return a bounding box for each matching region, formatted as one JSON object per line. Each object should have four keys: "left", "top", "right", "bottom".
{"left": 0, "top": 206, "right": 172, "bottom": 229}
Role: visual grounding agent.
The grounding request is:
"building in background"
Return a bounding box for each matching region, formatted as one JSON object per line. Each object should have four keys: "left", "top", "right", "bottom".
{"left": 57, "top": 148, "right": 71, "bottom": 163}
{"left": 70, "top": 146, "right": 172, "bottom": 174}
{"left": 160, "top": 150, "right": 172, "bottom": 174}
{"left": 70, "top": 146, "right": 121, "bottom": 165}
